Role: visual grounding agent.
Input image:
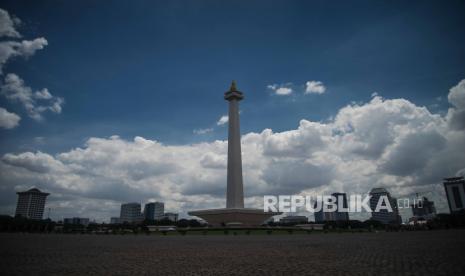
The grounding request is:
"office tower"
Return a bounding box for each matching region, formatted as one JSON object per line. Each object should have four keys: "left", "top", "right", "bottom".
{"left": 443, "top": 177, "right": 465, "bottom": 213}
{"left": 144, "top": 202, "right": 165, "bottom": 220}
{"left": 411, "top": 197, "right": 436, "bottom": 219}
{"left": 15, "top": 188, "right": 49, "bottom": 220}
{"left": 332, "top": 192, "right": 350, "bottom": 221}
{"left": 313, "top": 193, "right": 349, "bottom": 223}
{"left": 369, "top": 188, "right": 401, "bottom": 224}
{"left": 120, "top": 202, "right": 142, "bottom": 223}
{"left": 314, "top": 200, "right": 334, "bottom": 223}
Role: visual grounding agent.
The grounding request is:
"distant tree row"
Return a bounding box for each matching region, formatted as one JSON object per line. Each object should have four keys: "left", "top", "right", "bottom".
{"left": 1, "top": 211, "right": 465, "bottom": 233}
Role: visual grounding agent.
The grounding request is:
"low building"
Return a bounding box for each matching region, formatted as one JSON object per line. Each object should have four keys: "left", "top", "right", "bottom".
{"left": 110, "top": 217, "right": 120, "bottom": 224}
{"left": 280, "top": 215, "right": 308, "bottom": 224}
{"left": 296, "top": 224, "right": 325, "bottom": 230}
{"left": 15, "top": 188, "right": 50, "bottom": 220}
{"left": 64, "top": 217, "right": 90, "bottom": 226}
{"left": 444, "top": 177, "right": 465, "bottom": 213}
{"left": 163, "top": 212, "right": 178, "bottom": 222}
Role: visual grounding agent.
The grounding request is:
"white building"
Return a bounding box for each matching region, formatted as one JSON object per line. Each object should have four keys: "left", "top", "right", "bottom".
{"left": 444, "top": 177, "right": 465, "bottom": 213}
{"left": 15, "top": 188, "right": 49, "bottom": 220}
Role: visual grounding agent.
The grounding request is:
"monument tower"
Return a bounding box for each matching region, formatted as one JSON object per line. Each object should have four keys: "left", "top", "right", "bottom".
{"left": 225, "top": 80, "right": 244, "bottom": 209}
{"left": 189, "top": 81, "right": 281, "bottom": 226}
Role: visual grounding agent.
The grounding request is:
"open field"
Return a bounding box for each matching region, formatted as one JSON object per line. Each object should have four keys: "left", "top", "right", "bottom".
{"left": 1, "top": 230, "right": 465, "bottom": 275}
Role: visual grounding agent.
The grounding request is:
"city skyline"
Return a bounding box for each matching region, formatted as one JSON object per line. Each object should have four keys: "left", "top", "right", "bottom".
{"left": 0, "top": 1, "right": 464, "bottom": 222}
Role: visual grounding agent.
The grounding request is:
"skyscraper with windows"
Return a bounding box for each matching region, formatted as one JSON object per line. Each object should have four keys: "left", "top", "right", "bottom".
{"left": 444, "top": 177, "right": 465, "bottom": 213}
{"left": 332, "top": 193, "right": 350, "bottom": 221}
{"left": 369, "top": 188, "right": 401, "bottom": 224}
{"left": 144, "top": 202, "right": 164, "bottom": 220}
{"left": 120, "top": 203, "right": 143, "bottom": 224}
{"left": 313, "top": 193, "right": 349, "bottom": 223}
{"left": 15, "top": 188, "right": 49, "bottom": 220}
{"left": 411, "top": 197, "right": 436, "bottom": 219}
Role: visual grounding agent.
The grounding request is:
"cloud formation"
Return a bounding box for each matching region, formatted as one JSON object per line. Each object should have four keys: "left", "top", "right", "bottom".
{"left": 447, "top": 79, "right": 465, "bottom": 130}
{"left": 0, "top": 9, "right": 21, "bottom": 38}
{"left": 1, "top": 73, "right": 64, "bottom": 121}
{"left": 0, "top": 107, "right": 20, "bottom": 129}
{"left": 217, "top": 115, "right": 229, "bottom": 126}
{"left": 0, "top": 38, "right": 48, "bottom": 74}
{"left": 305, "top": 81, "right": 326, "bottom": 94}
{"left": 0, "top": 9, "right": 48, "bottom": 73}
{"left": 267, "top": 84, "right": 293, "bottom": 96}
{"left": 1, "top": 79, "right": 464, "bottom": 222}
{"left": 193, "top": 128, "right": 213, "bottom": 135}
{"left": 267, "top": 81, "right": 326, "bottom": 96}
{"left": 267, "top": 83, "right": 293, "bottom": 96}
{"left": 0, "top": 8, "right": 61, "bottom": 125}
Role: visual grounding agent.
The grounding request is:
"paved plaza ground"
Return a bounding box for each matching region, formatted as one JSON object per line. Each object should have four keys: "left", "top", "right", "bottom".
{"left": 1, "top": 229, "right": 465, "bottom": 275}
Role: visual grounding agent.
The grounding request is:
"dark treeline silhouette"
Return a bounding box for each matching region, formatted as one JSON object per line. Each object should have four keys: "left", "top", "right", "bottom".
{"left": 0, "top": 215, "right": 55, "bottom": 232}
{"left": 2, "top": 211, "right": 465, "bottom": 234}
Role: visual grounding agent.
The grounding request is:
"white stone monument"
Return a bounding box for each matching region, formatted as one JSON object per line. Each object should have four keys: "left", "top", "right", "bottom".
{"left": 188, "top": 81, "right": 281, "bottom": 226}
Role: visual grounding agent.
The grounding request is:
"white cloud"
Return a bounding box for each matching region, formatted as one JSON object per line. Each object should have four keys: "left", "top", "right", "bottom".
{"left": 267, "top": 84, "right": 293, "bottom": 96}
{"left": 217, "top": 115, "right": 229, "bottom": 125}
{"left": 447, "top": 79, "right": 465, "bottom": 130}
{"left": 448, "top": 79, "right": 465, "bottom": 109}
{"left": 0, "top": 9, "right": 21, "bottom": 38}
{"left": 305, "top": 81, "right": 326, "bottom": 94}
{"left": 0, "top": 73, "right": 64, "bottom": 121}
{"left": 1, "top": 80, "right": 464, "bottom": 222}
{"left": 0, "top": 107, "right": 20, "bottom": 129}
{"left": 193, "top": 128, "right": 213, "bottom": 135}
{"left": 0, "top": 38, "right": 48, "bottom": 74}
{"left": 34, "top": 88, "right": 53, "bottom": 100}
{"left": 0, "top": 8, "right": 48, "bottom": 75}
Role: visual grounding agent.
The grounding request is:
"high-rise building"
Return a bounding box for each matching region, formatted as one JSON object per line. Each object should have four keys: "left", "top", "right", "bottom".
{"left": 15, "top": 188, "right": 49, "bottom": 220}
{"left": 144, "top": 202, "right": 164, "bottom": 221}
{"left": 314, "top": 201, "right": 335, "bottom": 223}
{"left": 444, "top": 177, "right": 465, "bottom": 213}
{"left": 332, "top": 193, "right": 350, "bottom": 221}
{"left": 313, "top": 193, "right": 349, "bottom": 223}
{"left": 369, "top": 188, "right": 401, "bottom": 224}
{"left": 120, "top": 203, "right": 142, "bottom": 224}
{"left": 110, "top": 217, "right": 120, "bottom": 224}
{"left": 411, "top": 197, "right": 436, "bottom": 219}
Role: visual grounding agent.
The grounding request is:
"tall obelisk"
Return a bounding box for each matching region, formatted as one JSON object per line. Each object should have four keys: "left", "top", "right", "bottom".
{"left": 188, "top": 81, "right": 281, "bottom": 226}
{"left": 225, "top": 81, "right": 244, "bottom": 209}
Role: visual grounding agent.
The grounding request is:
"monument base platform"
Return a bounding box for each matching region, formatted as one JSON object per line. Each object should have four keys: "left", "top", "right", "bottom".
{"left": 188, "top": 208, "right": 281, "bottom": 227}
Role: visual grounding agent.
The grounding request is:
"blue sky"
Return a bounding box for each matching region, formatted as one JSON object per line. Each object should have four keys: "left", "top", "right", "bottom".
{"left": 0, "top": 1, "right": 464, "bottom": 221}
{"left": 1, "top": 0, "right": 464, "bottom": 154}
